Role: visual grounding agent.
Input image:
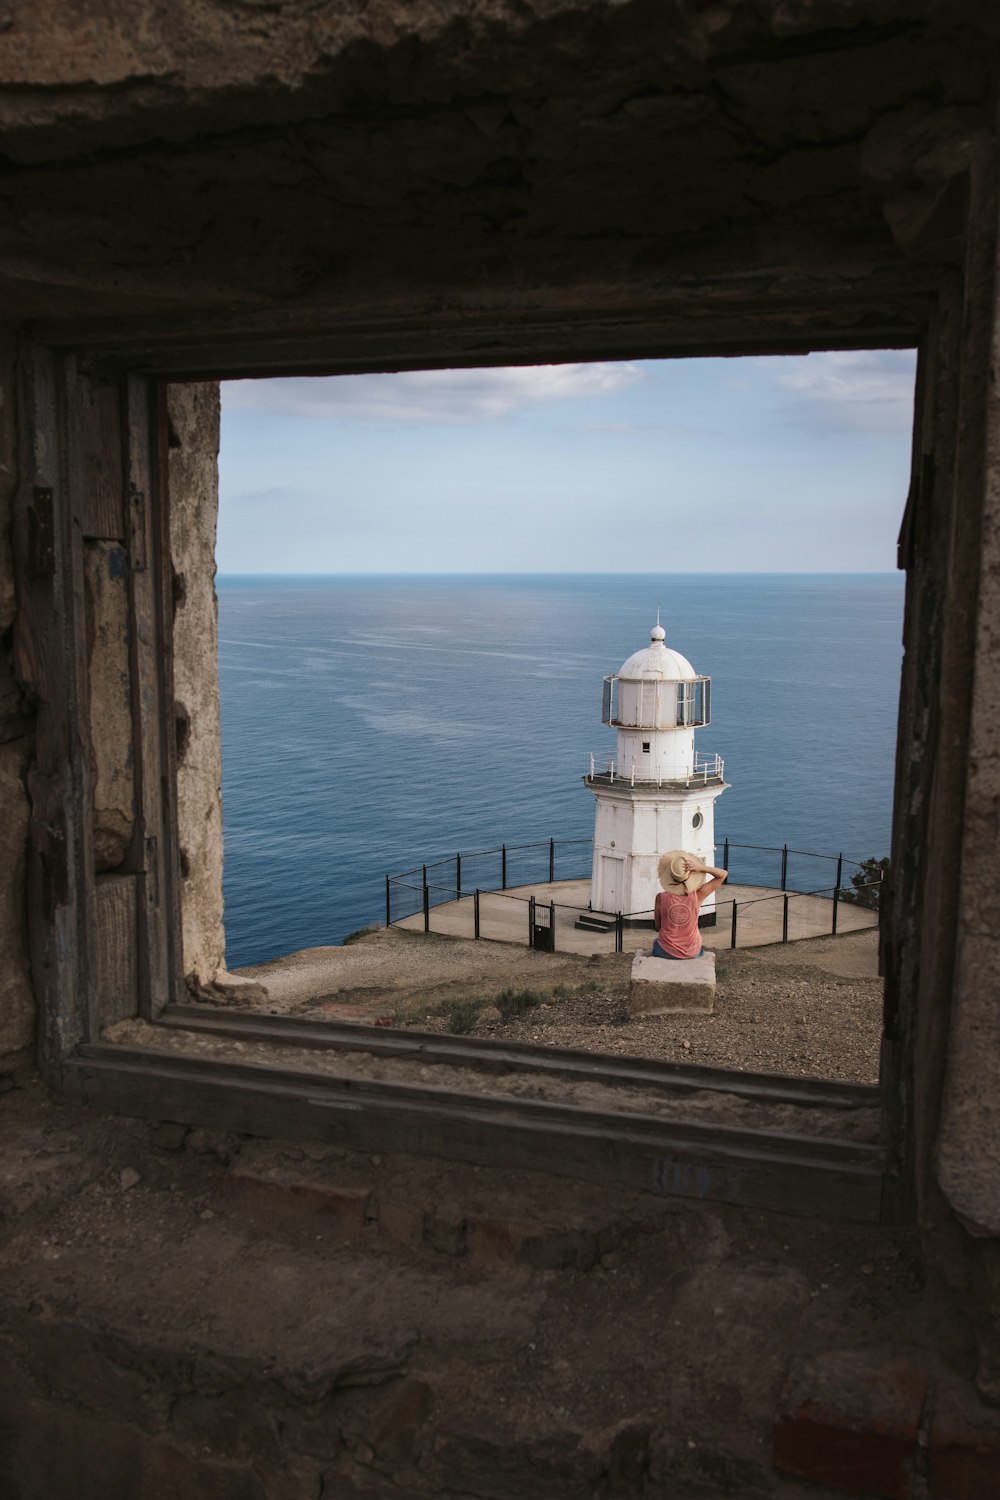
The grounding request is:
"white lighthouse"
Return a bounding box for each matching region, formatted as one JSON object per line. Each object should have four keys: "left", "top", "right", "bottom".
{"left": 584, "top": 620, "right": 728, "bottom": 923}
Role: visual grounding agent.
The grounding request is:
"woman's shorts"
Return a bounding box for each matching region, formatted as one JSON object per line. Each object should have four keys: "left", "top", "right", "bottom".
{"left": 651, "top": 939, "right": 704, "bottom": 960}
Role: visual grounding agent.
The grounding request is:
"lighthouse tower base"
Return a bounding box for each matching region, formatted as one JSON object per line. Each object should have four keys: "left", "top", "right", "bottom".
{"left": 588, "top": 779, "right": 728, "bottom": 922}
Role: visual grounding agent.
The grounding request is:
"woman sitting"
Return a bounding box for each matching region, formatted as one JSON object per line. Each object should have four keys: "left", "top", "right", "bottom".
{"left": 652, "top": 850, "right": 728, "bottom": 960}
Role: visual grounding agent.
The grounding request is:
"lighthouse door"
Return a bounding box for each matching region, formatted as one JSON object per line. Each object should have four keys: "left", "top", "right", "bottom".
{"left": 601, "top": 855, "right": 626, "bottom": 914}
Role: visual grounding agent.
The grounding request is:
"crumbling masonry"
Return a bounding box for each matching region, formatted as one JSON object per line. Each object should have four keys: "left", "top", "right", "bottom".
{"left": 3, "top": 4, "right": 1000, "bottom": 1496}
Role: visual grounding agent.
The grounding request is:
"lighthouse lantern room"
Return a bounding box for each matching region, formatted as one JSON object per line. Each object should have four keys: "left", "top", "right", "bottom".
{"left": 584, "top": 621, "right": 729, "bottom": 922}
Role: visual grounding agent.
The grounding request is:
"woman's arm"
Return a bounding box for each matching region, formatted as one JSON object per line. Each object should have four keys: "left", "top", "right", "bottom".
{"left": 687, "top": 861, "right": 728, "bottom": 902}
{"left": 653, "top": 891, "right": 662, "bottom": 926}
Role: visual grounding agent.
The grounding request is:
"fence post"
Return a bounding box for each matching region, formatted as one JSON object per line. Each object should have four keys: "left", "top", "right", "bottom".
{"left": 832, "top": 884, "right": 839, "bottom": 936}
{"left": 474, "top": 888, "right": 481, "bottom": 940}
{"left": 456, "top": 853, "right": 461, "bottom": 897}
{"left": 550, "top": 901, "right": 556, "bottom": 952}
{"left": 549, "top": 837, "right": 555, "bottom": 883}
{"left": 423, "top": 882, "right": 430, "bottom": 933}
{"left": 780, "top": 844, "right": 788, "bottom": 891}
{"left": 385, "top": 875, "right": 391, "bottom": 928}
{"left": 723, "top": 837, "right": 729, "bottom": 872}
{"left": 502, "top": 844, "right": 507, "bottom": 890}
{"left": 835, "top": 853, "right": 843, "bottom": 893}
{"left": 782, "top": 893, "right": 789, "bottom": 944}
{"left": 528, "top": 895, "right": 535, "bottom": 949}
{"left": 615, "top": 913, "right": 624, "bottom": 954}
{"left": 730, "top": 901, "right": 738, "bottom": 949}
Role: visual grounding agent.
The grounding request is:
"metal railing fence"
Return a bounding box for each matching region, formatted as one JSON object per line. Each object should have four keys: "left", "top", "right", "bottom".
{"left": 385, "top": 836, "right": 884, "bottom": 953}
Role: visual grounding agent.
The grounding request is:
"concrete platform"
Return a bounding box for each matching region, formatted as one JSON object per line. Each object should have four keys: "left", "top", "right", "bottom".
{"left": 396, "top": 879, "right": 878, "bottom": 955}
{"left": 628, "top": 950, "right": 717, "bottom": 1015}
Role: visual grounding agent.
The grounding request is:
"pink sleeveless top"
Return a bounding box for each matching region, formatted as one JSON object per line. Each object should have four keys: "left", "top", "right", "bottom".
{"left": 657, "top": 890, "right": 701, "bottom": 958}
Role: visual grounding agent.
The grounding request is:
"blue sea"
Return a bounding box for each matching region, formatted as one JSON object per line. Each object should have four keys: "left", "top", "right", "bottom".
{"left": 218, "top": 574, "right": 904, "bottom": 968}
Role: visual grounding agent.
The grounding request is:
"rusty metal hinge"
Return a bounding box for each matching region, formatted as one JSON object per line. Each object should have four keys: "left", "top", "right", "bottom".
{"left": 28, "top": 486, "right": 55, "bottom": 576}
{"left": 129, "top": 488, "right": 147, "bottom": 571}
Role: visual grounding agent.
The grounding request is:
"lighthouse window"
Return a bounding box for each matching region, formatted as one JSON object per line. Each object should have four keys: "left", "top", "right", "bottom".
{"left": 692, "top": 812, "right": 704, "bottom": 830}
{"left": 642, "top": 741, "right": 650, "bottom": 753}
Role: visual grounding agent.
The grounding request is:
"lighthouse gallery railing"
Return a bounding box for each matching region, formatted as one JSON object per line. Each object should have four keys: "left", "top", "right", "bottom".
{"left": 586, "top": 750, "right": 725, "bottom": 785}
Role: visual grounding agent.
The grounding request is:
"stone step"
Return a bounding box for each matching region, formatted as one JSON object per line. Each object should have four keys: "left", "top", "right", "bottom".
{"left": 627, "top": 949, "right": 717, "bottom": 1015}
{"left": 574, "top": 913, "right": 617, "bottom": 932}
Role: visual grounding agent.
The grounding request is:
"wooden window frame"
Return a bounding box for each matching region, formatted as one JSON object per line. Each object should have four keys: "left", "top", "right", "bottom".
{"left": 15, "top": 276, "right": 971, "bottom": 1227}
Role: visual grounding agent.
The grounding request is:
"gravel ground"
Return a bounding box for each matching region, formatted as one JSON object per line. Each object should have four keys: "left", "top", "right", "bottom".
{"left": 237, "top": 927, "right": 630, "bottom": 1012}
{"left": 235, "top": 926, "right": 882, "bottom": 1085}
{"left": 475, "top": 957, "right": 881, "bottom": 1084}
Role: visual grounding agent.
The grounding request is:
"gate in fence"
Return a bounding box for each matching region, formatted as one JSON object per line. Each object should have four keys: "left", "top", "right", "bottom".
{"left": 529, "top": 897, "right": 555, "bottom": 953}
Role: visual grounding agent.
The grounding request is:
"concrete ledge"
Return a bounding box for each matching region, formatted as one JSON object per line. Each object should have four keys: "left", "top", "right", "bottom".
{"left": 627, "top": 951, "right": 716, "bottom": 1015}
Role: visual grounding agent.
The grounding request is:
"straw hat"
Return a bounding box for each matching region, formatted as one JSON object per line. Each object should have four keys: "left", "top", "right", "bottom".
{"left": 657, "top": 849, "right": 702, "bottom": 893}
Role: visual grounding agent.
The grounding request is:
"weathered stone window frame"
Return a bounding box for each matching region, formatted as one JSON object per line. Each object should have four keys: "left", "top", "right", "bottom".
{"left": 13, "top": 247, "right": 985, "bottom": 1224}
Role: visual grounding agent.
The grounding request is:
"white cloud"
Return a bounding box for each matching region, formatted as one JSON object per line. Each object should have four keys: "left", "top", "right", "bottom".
{"left": 579, "top": 418, "right": 722, "bottom": 439}
{"left": 222, "top": 362, "right": 644, "bottom": 423}
{"left": 765, "top": 349, "right": 917, "bottom": 434}
{"left": 221, "top": 485, "right": 291, "bottom": 508}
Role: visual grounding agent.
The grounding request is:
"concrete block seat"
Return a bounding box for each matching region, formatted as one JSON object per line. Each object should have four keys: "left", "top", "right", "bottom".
{"left": 627, "top": 950, "right": 716, "bottom": 1015}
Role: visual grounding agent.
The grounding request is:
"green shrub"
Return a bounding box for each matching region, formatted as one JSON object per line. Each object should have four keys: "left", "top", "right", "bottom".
{"left": 841, "top": 855, "right": 890, "bottom": 912}
{"left": 494, "top": 987, "right": 543, "bottom": 1020}
{"left": 445, "top": 999, "right": 484, "bottom": 1034}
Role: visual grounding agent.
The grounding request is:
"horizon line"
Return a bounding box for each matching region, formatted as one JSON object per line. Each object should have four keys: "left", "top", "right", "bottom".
{"left": 215, "top": 568, "right": 902, "bottom": 578}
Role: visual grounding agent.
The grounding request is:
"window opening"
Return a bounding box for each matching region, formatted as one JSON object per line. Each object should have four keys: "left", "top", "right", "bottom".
{"left": 173, "top": 351, "right": 913, "bottom": 1110}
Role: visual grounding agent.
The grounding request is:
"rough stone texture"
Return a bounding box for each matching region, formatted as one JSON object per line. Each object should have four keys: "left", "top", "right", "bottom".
{"left": 0, "top": 739, "right": 33, "bottom": 1059}
{"left": 929, "top": 1368, "right": 1000, "bottom": 1499}
{"left": 774, "top": 1350, "right": 928, "bottom": 1498}
{"left": 0, "top": 3, "right": 994, "bottom": 341}
{"left": 83, "top": 541, "right": 134, "bottom": 872}
{"left": 936, "top": 199, "right": 1000, "bottom": 1240}
{"left": 0, "top": 333, "right": 34, "bottom": 1061}
{"left": 774, "top": 1352, "right": 1000, "bottom": 1500}
{"left": 2, "top": 4, "right": 1000, "bottom": 1486}
{"left": 0, "top": 332, "right": 16, "bottom": 635}
{"left": 627, "top": 950, "right": 716, "bottom": 1014}
{"left": 0, "top": 1076, "right": 971, "bottom": 1500}
{"left": 167, "top": 383, "right": 227, "bottom": 988}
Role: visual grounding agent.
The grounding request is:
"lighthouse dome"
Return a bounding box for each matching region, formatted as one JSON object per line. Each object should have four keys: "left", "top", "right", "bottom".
{"left": 617, "top": 623, "right": 697, "bottom": 681}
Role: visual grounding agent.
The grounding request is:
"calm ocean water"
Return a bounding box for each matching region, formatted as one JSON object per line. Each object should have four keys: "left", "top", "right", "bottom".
{"left": 218, "top": 574, "right": 904, "bottom": 968}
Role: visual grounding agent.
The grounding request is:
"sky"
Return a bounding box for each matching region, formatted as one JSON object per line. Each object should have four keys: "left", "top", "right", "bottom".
{"left": 218, "top": 348, "right": 917, "bottom": 574}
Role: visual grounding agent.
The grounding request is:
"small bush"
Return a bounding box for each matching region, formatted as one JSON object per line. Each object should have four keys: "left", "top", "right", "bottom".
{"left": 841, "top": 855, "right": 890, "bottom": 912}
{"left": 445, "top": 999, "right": 484, "bottom": 1034}
{"left": 494, "top": 987, "right": 543, "bottom": 1020}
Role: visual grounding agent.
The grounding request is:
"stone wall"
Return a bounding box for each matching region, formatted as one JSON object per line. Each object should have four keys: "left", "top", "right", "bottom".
{"left": 937, "top": 257, "right": 1000, "bottom": 1240}
{"left": 3, "top": 13, "right": 1000, "bottom": 1491}
{"left": 935, "top": 190, "right": 1000, "bottom": 1396}
{"left": 0, "top": 3, "right": 994, "bottom": 337}
{"left": 0, "top": 335, "right": 35, "bottom": 1061}
{"left": 167, "top": 384, "right": 227, "bottom": 989}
